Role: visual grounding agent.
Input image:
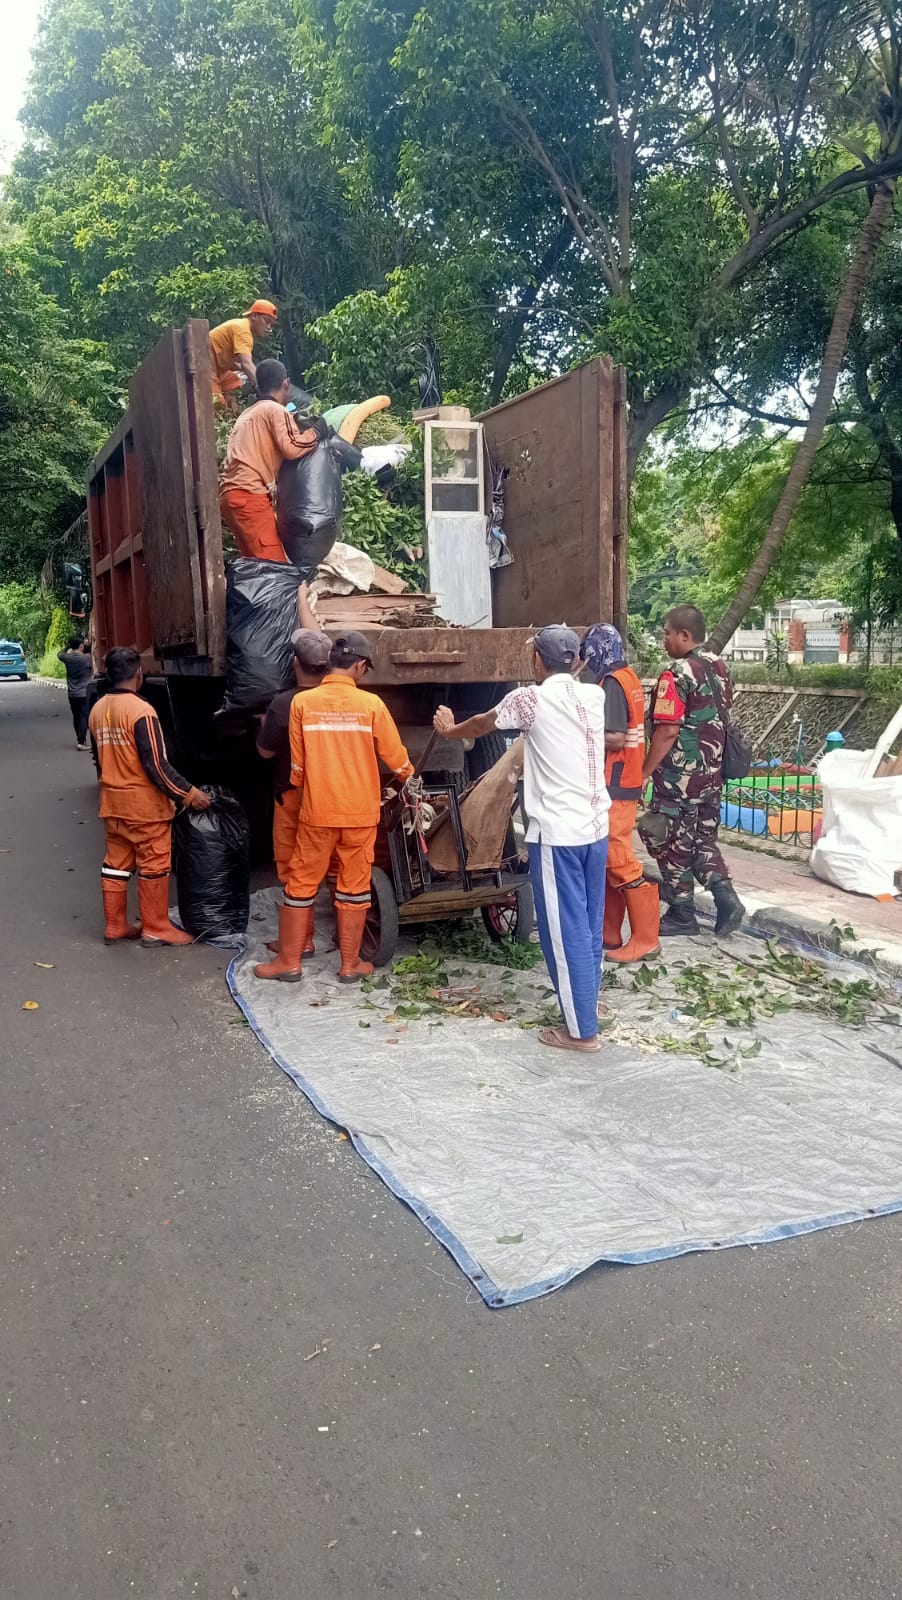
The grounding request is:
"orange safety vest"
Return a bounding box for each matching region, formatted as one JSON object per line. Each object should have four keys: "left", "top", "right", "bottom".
{"left": 603, "top": 664, "right": 646, "bottom": 801}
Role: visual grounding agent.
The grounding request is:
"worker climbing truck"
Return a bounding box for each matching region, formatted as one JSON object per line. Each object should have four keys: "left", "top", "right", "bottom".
{"left": 87, "top": 320, "right": 627, "bottom": 934}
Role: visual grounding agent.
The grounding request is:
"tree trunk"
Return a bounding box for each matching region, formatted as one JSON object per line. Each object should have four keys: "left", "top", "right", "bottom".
{"left": 708, "top": 179, "right": 897, "bottom": 654}
{"left": 626, "top": 380, "right": 688, "bottom": 483}
{"left": 488, "top": 224, "right": 572, "bottom": 405}
{"left": 852, "top": 339, "right": 902, "bottom": 548}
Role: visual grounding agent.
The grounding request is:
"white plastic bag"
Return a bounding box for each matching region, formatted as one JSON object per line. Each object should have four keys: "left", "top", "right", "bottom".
{"left": 811, "top": 748, "right": 902, "bottom": 898}
{"left": 310, "top": 541, "right": 376, "bottom": 597}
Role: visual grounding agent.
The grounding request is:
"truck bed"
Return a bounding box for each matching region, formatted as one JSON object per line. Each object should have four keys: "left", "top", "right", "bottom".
{"left": 88, "top": 321, "right": 627, "bottom": 696}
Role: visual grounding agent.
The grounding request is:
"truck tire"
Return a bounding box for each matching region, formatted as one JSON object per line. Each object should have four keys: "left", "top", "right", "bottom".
{"left": 360, "top": 867, "right": 399, "bottom": 969}
{"left": 465, "top": 729, "right": 508, "bottom": 782}
{"left": 481, "top": 882, "right": 535, "bottom": 945}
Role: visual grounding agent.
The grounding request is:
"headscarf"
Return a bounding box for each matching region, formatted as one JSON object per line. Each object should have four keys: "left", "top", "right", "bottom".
{"left": 579, "top": 623, "right": 624, "bottom": 681}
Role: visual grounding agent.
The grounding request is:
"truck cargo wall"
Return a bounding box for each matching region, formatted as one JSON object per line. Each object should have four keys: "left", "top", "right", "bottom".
{"left": 87, "top": 320, "right": 225, "bottom": 674}
{"left": 480, "top": 357, "right": 628, "bottom": 636}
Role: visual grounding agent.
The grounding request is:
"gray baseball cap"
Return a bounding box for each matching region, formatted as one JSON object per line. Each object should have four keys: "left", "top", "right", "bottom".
{"left": 531, "top": 624, "right": 580, "bottom": 669}
{"left": 291, "top": 628, "right": 331, "bottom": 671}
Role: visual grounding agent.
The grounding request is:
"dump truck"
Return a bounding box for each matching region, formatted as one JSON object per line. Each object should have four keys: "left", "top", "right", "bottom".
{"left": 87, "top": 320, "right": 627, "bottom": 839}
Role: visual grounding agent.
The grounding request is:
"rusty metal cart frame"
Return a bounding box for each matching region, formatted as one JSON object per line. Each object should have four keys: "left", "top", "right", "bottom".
{"left": 361, "top": 778, "right": 535, "bottom": 968}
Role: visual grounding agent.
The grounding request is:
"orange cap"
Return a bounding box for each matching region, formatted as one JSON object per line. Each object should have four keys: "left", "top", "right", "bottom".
{"left": 244, "top": 298, "right": 278, "bottom": 320}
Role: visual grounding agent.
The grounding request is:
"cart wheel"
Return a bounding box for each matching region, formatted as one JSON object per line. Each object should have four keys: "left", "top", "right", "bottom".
{"left": 481, "top": 882, "right": 535, "bottom": 945}
{"left": 360, "top": 866, "right": 400, "bottom": 968}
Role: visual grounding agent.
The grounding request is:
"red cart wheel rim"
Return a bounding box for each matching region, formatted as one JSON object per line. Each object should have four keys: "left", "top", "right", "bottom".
{"left": 484, "top": 894, "right": 519, "bottom": 939}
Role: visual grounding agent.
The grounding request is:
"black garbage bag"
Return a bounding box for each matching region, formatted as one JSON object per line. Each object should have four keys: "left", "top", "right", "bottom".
{"left": 328, "top": 434, "right": 364, "bottom": 475}
{"left": 174, "top": 787, "right": 251, "bottom": 938}
{"left": 221, "top": 557, "right": 300, "bottom": 713}
{"left": 276, "top": 438, "right": 344, "bottom": 574}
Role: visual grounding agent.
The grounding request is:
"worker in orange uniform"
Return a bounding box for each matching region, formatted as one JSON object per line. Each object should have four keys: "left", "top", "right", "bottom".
{"left": 256, "top": 625, "right": 332, "bottom": 950}
{"left": 88, "top": 647, "right": 212, "bottom": 946}
{"left": 209, "top": 299, "right": 278, "bottom": 407}
{"left": 579, "top": 623, "right": 660, "bottom": 963}
{"left": 219, "top": 359, "right": 326, "bottom": 563}
{"left": 255, "top": 632, "right": 414, "bottom": 985}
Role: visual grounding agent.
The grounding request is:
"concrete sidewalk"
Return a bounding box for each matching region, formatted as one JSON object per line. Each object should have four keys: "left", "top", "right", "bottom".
{"left": 716, "top": 840, "right": 902, "bottom": 975}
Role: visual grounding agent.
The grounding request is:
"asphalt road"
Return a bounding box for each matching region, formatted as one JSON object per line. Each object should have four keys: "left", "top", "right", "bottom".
{"left": 2, "top": 681, "right": 901, "bottom": 1600}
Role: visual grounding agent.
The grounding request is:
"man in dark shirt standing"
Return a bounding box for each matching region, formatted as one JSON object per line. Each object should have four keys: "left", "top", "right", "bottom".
{"left": 58, "top": 636, "right": 93, "bottom": 749}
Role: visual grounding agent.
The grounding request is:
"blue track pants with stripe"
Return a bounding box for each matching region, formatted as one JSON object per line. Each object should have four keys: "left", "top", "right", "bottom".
{"left": 528, "top": 839, "right": 608, "bottom": 1041}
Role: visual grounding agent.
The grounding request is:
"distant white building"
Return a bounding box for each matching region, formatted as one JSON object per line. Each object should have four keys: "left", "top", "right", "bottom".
{"left": 722, "top": 600, "right": 901, "bottom": 666}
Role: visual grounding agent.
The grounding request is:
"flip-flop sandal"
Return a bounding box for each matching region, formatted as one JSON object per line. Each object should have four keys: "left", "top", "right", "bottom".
{"left": 538, "top": 1026, "right": 600, "bottom": 1053}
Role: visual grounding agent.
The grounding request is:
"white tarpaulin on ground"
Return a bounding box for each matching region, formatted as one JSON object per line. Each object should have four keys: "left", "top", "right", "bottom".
{"left": 230, "top": 889, "right": 902, "bottom": 1307}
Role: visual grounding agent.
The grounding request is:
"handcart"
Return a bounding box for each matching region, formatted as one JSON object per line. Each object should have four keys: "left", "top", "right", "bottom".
{"left": 361, "top": 741, "right": 535, "bottom": 967}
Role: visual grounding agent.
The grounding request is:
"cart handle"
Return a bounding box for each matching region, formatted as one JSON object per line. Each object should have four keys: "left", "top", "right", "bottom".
{"left": 413, "top": 730, "right": 439, "bottom": 778}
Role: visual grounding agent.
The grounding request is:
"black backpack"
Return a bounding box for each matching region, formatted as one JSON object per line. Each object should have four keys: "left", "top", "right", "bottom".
{"left": 700, "top": 658, "right": 753, "bottom": 781}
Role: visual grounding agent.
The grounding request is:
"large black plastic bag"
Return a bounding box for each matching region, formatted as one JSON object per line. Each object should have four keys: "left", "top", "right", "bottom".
{"left": 276, "top": 439, "right": 344, "bottom": 574}
{"left": 175, "top": 788, "right": 251, "bottom": 938}
{"left": 222, "top": 557, "right": 300, "bottom": 713}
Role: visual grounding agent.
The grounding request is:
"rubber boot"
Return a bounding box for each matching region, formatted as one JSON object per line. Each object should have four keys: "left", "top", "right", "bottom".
{"left": 102, "top": 883, "right": 142, "bottom": 944}
{"left": 605, "top": 881, "right": 662, "bottom": 964}
{"left": 267, "top": 918, "right": 315, "bottom": 957}
{"left": 711, "top": 878, "right": 745, "bottom": 937}
{"left": 658, "top": 899, "right": 700, "bottom": 937}
{"left": 255, "top": 904, "right": 312, "bottom": 982}
{"left": 336, "top": 904, "right": 373, "bottom": 983}
{"left": 603, "top": 885, "right": 626, "bottom": 950}
{"left": 138, "top": 876, "right": 195, "bottom": 947}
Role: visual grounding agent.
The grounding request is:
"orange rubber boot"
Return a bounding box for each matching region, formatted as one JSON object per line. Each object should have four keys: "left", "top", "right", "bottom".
{"left": 337, "top": 904, "right": 373, "bottom": 983}
{"left": 603, "top": 884, "right": 626, "bottom": 950}
{"left": 138, "top": 876, "right": 195, "bottom": 947}
{"left": 267, "top": 917, "right": 315, "bottom": 957}
{"left": 605, "top": 881, "right": 662, "bottom": 965}
{"left": 102, "top": 882, "right": 142, "bottom": 944}
{"left": 255, "top": 904, "right": 312, "bottom": 982}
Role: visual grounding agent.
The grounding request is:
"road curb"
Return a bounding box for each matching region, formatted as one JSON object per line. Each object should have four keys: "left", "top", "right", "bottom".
{"left": 748, "top": 904, "right": 902, "bottom": 982}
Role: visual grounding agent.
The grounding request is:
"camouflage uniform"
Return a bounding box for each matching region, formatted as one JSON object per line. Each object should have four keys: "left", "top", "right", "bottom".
{"left": 638, "top": 650, "right": 733, "bottom": 905}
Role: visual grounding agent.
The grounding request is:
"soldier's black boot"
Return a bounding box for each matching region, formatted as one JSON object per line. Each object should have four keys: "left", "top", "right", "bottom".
{"left": 711, "top": 878, "right": 744, "bottom": 936}
{"left": 658, "top": 899, "right": 700, "bottom": 937}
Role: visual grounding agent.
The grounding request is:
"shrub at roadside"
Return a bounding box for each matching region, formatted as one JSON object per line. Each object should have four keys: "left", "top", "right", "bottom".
{"left": 37, "top": 605, "right": 72, "bottom": 678}
{"left": 0, "top": 580, "right": 51, "bottom": 659}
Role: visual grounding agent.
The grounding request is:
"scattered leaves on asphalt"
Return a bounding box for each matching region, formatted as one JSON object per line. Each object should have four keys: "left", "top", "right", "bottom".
{"left": 22, "top": 1000, "right": 39, "bottom": 1010}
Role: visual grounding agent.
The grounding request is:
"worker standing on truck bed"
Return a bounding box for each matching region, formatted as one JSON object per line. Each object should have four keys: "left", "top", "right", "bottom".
{"left": 219, "top": 359, "right": 326, "bottom": 563}
{"left": 255, "top": 632, "right": 415, "bottom": 986}
{"left": 434, "top": 626, "right": 610, "bottom": 1054}
{"left": 209, "top": 299, "right": 278, "bottom": 407}
{"left": 89, "top": 646, "right": 212, "bottom": 947}
{"left": 256, "top": 625, "right": 332, "bottom": 944}
{"left": 579, "top": 623, "right": 660, "bottom": 965}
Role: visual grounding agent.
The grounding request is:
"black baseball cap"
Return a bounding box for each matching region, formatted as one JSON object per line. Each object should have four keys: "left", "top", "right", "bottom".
{"left": 330, "top": 631, "right": 374, "bottom": 671}
{"left": 531, "top": 624, "right": 580, "bottom": 669}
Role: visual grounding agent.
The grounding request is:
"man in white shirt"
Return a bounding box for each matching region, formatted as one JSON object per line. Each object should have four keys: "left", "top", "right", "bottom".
{"left": 434, "top": 626, "right": 610, "bottom": 1053}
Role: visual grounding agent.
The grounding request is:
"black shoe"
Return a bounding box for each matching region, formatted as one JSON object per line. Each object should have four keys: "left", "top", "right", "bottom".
{"left": 711, "top": 879, "right": 744, "bottom": 936}
{"left": 658, "top": 903, "right": 700, "bottom": 937}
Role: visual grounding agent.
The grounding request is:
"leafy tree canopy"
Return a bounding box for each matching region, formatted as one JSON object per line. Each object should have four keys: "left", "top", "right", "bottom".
{"left": 0, "top": 241, "right": 117, "bottom": 580}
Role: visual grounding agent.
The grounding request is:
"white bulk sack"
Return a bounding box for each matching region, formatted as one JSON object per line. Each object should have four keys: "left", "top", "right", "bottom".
{"left": 811, "top": 748, "right": 902, "bottom": 898}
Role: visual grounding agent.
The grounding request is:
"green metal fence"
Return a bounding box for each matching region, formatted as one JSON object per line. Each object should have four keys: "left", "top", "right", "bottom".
{"left": 720, "top": 763, "right": 822, "bottom": 846}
